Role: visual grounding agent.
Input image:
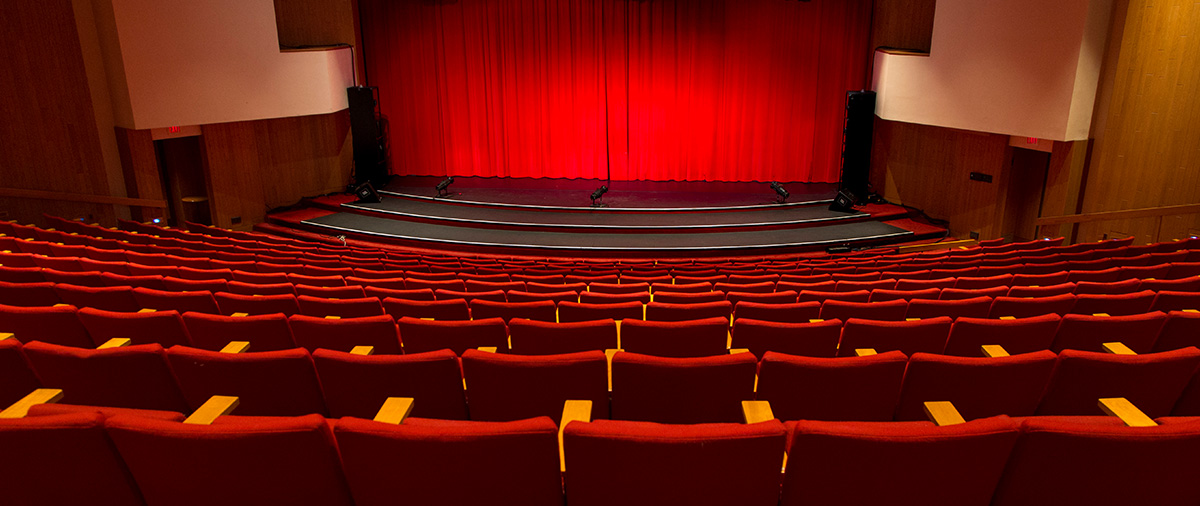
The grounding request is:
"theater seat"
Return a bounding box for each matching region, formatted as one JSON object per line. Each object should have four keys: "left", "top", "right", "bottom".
{"left": 166, "top": 346, "right": 328, "bottom": 416}
{"left": 507, "top": 318, "right": 619, "bottom": 355}
{"left": 214, "top": 292, "right": 300, "bottom": 316}
{"left": 620, "top": 317, "right": 730, "bottom": 357}
{"left": 1036, "top": 347, "right": 1200, "bottom": 418}
{"left": 0, "top": 280, "right": 60, "bottom": 307}
{"left": 77, "top": 307, "right": 192, "bottom": 347}
{"left": 1153, "top": 310, "right": 1200, "bottom": 352}
{"left": 397, "top": 316, "right": 508, "bottom": 355}
{"left": 819, "top": 299, "right": 908, "bottom": 321}
{"left": 1050, "top": 311, "right": 1167, "bottom": 353}
{"left": 132, "top": 287, "right": 221, "bottom": 314}
{"left": 23, "top": 341, "right": 190, "bottom": 413}
{"left": 729, "top": 318, "right": 841, "bottom": 358}
{"left": 906, "top": 296, "right": 993, "bottom": 320}
{"left": 181, "top": 312, "right": 296, "bottom": 351}
{"left": 0, "top": 303, "right": 92, "bottom": 348}
{"left": 312, "top": 348, "right": 468, "bottom": 419}
{"left": 988, "top": 294, "right": 1077, "bottom": 318}
{"left": 297, "top": 295, "right": 385, "bottom": 318}
{"left": 732, "top": 301, "right": 821, "bottom": 323}
{"left": 461, "top": 349, "right": 609, "bottom": 420}
{"left": 288, "top": 314, "right": 402, "bottom": 355}
{"left": 1068, "top": 290, "right": 1156, "bottom": 316}
{"left": 470, "top": 299, "right": 557, "bottom": 323}
{"left": 558, "top": 301, "right": 643, "bottom": 323}
{"left": 0, "top": 338, "right": 41, "bottom": 407}
{"left": 652, "top": 291, "right": 726, "bottom": 304}
{"left": 836, "top": 317, "right": 953, "bottom": 357}
{"left": 382, "top": 297, "right": 471, "bottom": 321}
{"left": 894, "top": 351, "right": 1057, "bottom": 421}
{"left": 942, "top": 314, "right": 1061, "bottom": 357}
{"left": 51, "top": 284, "right": 141, "bottom": 312}
{"left": 644, "top": 301, "right": 732, "bottom": 322}
{"left": 610, "top": 351, "right": 757, "bottom": 423}
{"left": 755, "top": 351, "right": 907, "bottom": 421}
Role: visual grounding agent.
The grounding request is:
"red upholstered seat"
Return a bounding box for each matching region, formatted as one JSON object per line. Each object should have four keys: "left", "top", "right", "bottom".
{"left": 797, "top": 289, "right": 870, "bottom": 303}
{"left": 23, "top": 341, "right": 190, "bottom": 412}
{"left": 336, "top": 416, "right": 562, "bottom": 506}
{"left": 464, "top": 279, "right": 524, "bottom": 293}
{"left": 781, "top": 417, "right": 1020, "bottom": 506}
{"left": 906, "top": 296, "right": 993, "bottom": 320}
{"left": 836, "top": 317, "right": 952, "bottom": 357}
{"left": 579, "top": 290, "right": 652, "bottom": 304}
{"left": 894, "top": 351, "right": 1057, "bottom": 420}
{"left": 0, "top": 412, "right": 146, "bottom": 505}
{"left": 232, "top": 269, "right": 290, "bottom": 284}
{"left": 0, "top": 303, "right": 92, "bottom": 347}
{"left": 40, "top": 268, "right": 107, "bottom": 287}
{"left": 435, "top": 288, "right": 507, "bottom": 302}
{"left": 363, "top": 286, "right": 434, "bottom": 301}
{"left": 312, "top": 348, "right": 468, "bottom": 419}
{"left": 620, "top": 317, "right": 730, "bottom": 357}
{"left": 834, "top": 279, "right": 897, "bottom": 292}
{"left": 819, "top": 299, "right": 909, "bottom": 321}
{"left": 730, "top": 318, "right": 841, "bottom": 358}
{"left": 77, "top": 307, "right": 192, "bottom": 347}
{"left": 1141, "top": 276, "right": 1200, "bottom": 292}
{"left": 469, "top": 299, "right": 557, "bottom": 322}
{"left": 652, "top": 291, "right": 725, "bottom": 303}
{"left": 295, "top": 284, "right": 367, "bottom": 298}
{"left": 644, "top": 300, "right": 732, "bottom": 322}
{"left": 1050, "top": 311, "right": 1167, "bottom": 353}
{"left": 726, "top": 290, "right": 798, "bottom": 305}
{"left": 755, "top": 351, "right": 907, "bottom": 421}
{"left": 506, "top": 289, "right": 578, "bottom": 303}
{"left": 288, "top": 314, "right": 402, "bottom": 354}
{"left": 590, "top": 282, "right": 650, "bottom": 294}
{"left": 868, "top": 287, "right": 941, "bottom": 302}
{"left": 181, "top": 311, "right": 296, "bottom": 351}
{"left": 990, "top": 418, "right": 1200, "bottom": 506}
{"left": 382, "top": 297, "right": 471, "bottom": 320}
{"left": 397, "top": 316, "right": 508, "bottom": 355}
{"left": 51, "top": 283, "right": 141, "bottom": 312}
{"left": 651, "top": 281, "right": 712, "bottom": 293}
{"left": 508, "top": 318, "right": 618, "bottom": 355}
{"left": 526, "top": 281, "right": 586, "bottom": 293}
{"left": 0, "top": 338, "right": 41, "bottom": 407}
{"left": 461, "top": 349, "right": 609, "bottom": 420}
{"left": 940, "top": 285, "right": 1009, "bottom": 300}
{"left": 24, "top": 403, "right": 185, "bottom": 421}
{"left": 713, "top": 281, "right": 775, "bottom": 293}
{"left": 895, "top": 277, "right": 957, "bottom": 290}
{"left": 563, "top": 419, "right": 786, "bottom": 506}
{"left": 1154, "top": 310, "right": 1200, "bottom": 352}
{"left": 943, "top": 314, "right": 1061, "bottom": 356}
{"left": 988, "top": 293, "right": 1077, "bottom": 318}
{"left": 732, "top": 301, "right": 821, "bottom": 323}
{"left": 1067, "top": 267, "right": 1124, "bottom": 283}
{"left": 297, "top": 295, "right": 385, "bottom": 318}
{"left": 167, "top": 346, "right": 328, "bottom": 416}
{"left": 404, "top": 278, "right": 466, "bottom": 291}
{"left": 1007, "top": 282, "right": 1077, "bottom": 298}
{"left": 0, "top": 280, "right": 61, "bottom": 306}
{"left": 286, "top": 273, "right": 347, "bottom": 287}
{"left": 558, "top": 301, "right": 642, "bottom": 323}
{"left": 132, "top": 286, "right": 221, "bottom": 314}
{"left": 1151, "top": 290, "right": 1200, "bottom": 312}
{"left": 105, "top": 413, "right": 354, "bottom": 506}
{"left": 610, "top": 351, "right": 757, "bottom": 423}
{"left": 1069, "top": 290, "right": 1156, "bottom": 315}
{"left": 778, "top": 280, "right": 837, "bottom": 292}
{"left": 954, "top": 274, "right": 1013, "bottom": 289}
{"left": 213, "top": 291, "right": 300, "bottom": 316}
{"left": 1036, "top": 347, "right": 1200, "bottom": 417}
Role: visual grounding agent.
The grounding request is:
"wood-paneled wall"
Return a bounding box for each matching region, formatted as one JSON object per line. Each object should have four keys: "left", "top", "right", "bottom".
{"left": 870, "top": 0, "right": 937, "bottom": 52}
{"left": 0, "top": 0, "right": 115, "bottom": 227}
{"left": 202, "top": 110, "right": 353, "bottom": 230}
{"left": 1075, "top": 0, "right": 1200, "bottom": 243}
{"left": 274, "top": 0, "right": 356, "bottom": 48}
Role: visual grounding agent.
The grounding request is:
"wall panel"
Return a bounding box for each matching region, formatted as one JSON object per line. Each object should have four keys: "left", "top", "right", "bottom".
{"left": 870, "top": 0, "right": 937, "bottom": 53}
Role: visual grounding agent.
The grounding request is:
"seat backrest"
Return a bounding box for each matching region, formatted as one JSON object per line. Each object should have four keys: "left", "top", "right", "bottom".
{"left": 895, "top": 351, "right": 1057, "bottom": 420}
{"left": 732, "top": 301, "right": 821, "bottom": 323}
{"left": 396, "top": 316, "right": 508, "bottom": 355}
{"left": 644, "top": 301, "right": 732, "bottom": 322}
{"left": 797, "top": 289, "right": 870, "bottom": 303}
{"left": 819, "top": 299, "right": 909, "bottom": 321}
{"left": 294, "top": 284, "right": 367, "bottom": 298}
{"left": 105, "top": 413, "right": 354, "bottom": 506}
{"left": 579, "top": 290, "right": 652, "bottom": 304}
{"left": 652, "top": 291, "right": 726, "bottom": 304}
{"left": 1007, "top": 282, "right": 1077, "bottom": 298}
{"left": 311, "top": 348, "right": 468, "bottom": 419}
{"left": 77, "top": 307, "right": 192, "bottom": 347}
{"left": 336, "top": 416, "right": 562, "bottom": 506}
{"left": 506, "top": 289, "right": 578, "bottom": 304}
{"left": 462, "top": 349, "right": 609, "bottom": 421}
{"left": 0, "top": 303, "right": 92, "bottom": 348}
{"left": 161, "top": 276, "right": 228, "bottom": 294}
{"left": 611, "top": 352, "right": 756, "bottom": 423}
{"left": 620, "top": 317, "right": 730, "bottom": 358}
{"left": 382, "top": 297, "right": 471, "bottom": 320}
{"left": 1151, "top": 290, "right": 1200, "bottom": 312}
{"left": 988, "top": 294, "right": 1077, "bottom": 318}
{"left": 725, "top": 290, "right": 799, "bottom": 305}
{"left": 1154, "top": 310, "right": 1200, "bottom": 352}
{"left": 288, "top": 314, "right": 402, "bottom": 354}
{"left": 1050, "top": 311, "right": 1167, "bottom": 353}
{"left": 781, "top": 417, "right": 1020, "bottom": 506}
{"left": 1069, "top": 290, "right": 1156, "bottom": 316}
{"left": 507, "top": 318, "right": 618, "bottom": 355}
{"left": 0, "top": 338, "right": 41, "bottom": 407}
{"left": 836, "top": 317, "right": 953, "bottom": 357}
{"left": 0, "top": 412, "right": 145, "bottom": 505}
{"left": 469, "top": 299, "right": 557, "bottom": 323}
{"left": 730, "top": 318, "right": 841, "bottom": 358}
{"left": 943, "top": 314, "right": 1062, "bottom": 356}
{"left": 564, "top": 419, "right": 786, "bottom": 506}
{"left": 166, "top": 346, "right": 328, "bottom": 416}
{"left": 0, "top": 280, "right": 61, "bottom": 307}
{"left": 181, "top": 311, "right": 296, "bottom": 351}
{"left": 991, "top": 418, "right": 1200, "bottom": 506}
{"left": 869, "top": 288, "right": 942, "bottom": 302}
{"left": 557, "top": 301, "right": 643, "bottom": 323}
{"left": 296, "top": 295, "right": 385, "bottom": 318}
{"left": 755, "top": 351, "right": 907, "bottom": 421}
{"left": 1036, "top": 347, "right": 1200, "bottom": 417}
{"left": 906, "top": 296, "right": 992, "bottom": 320}
{"left": 23, "top": 341, "right": 190, "bottom": 412}
{"left": 132, "top": 286, "right": 221, "bottom": 314}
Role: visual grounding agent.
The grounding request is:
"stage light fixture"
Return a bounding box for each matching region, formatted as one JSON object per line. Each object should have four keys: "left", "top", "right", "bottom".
{"left": 770, "top": 181, "right": 790, "bottom": 203}
{"left": 590, "top": 185, "right": 609, "bottom": 207}
{"left": 828, "top": 189, "right": 857, "bottom": 212}
{"left": 435, "top": 176, "right": 455, "bottom": 197}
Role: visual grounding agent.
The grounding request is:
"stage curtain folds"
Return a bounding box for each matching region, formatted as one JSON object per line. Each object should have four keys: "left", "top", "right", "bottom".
{"left": 360, "top": 0, "right": 872, "bottom": 183}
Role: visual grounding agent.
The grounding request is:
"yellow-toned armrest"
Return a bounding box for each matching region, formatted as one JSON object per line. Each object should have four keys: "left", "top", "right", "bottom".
{"left": 183, "top": 395, "right": 240, "bottom": 425}
{"left": 855, "top": 348, "right": 877, "bottom": 357}
{"left": 809, "top": 319, "right": 824, "bottom": 323}
{"left": 729, "top": 348, "right": 751, "bottom": 355}
{"left": 1092, "top": 313, "right": 1111, "bottom": 317}
{"left": 137, "top": 308, "right": 156, "bottom": 313}
{"left": 0, "top": 389, "right": 64, "bottom": 419}
{"left": 905, "top": 318, "right": 921, "bottom": 322}
{"left": 1099, "top": 397, "right": 1156, "bottom": 427}
{"left": 742, "top": 400, "right": 774, "bottom": 424}
{"left": 559, "top": 400, "right": 593, "bottom": 472}
{"left": 477, "top": 347, "right": 498, "bottom": 353}
{"left": 350, "top": 346, "right": 375, "bottom": 356}
{"left": 325, "top": 315, "right": 341, "bottom": 320}
{"left": 999, "top": 316, "right": 1016, "bottom": 320}
{"left": 97, "top": 338, "right": 131, "bottom": 350}
{"left": 1102, "top": 342, "right": 1137, "bottom": 355}
{"left": 981, "top": 345, "right": 1010, "bottom": 358}
{"left": 220, "top": 341, "right": 250, "bottom": 354}
{"left": 0, "top": 332, "right": 15, "bottom": 342}
{"left": 373, "top": 397, "right": 414, "bottom": 425}
{"left": 230, "top": 312, "right": 249, "bottom": 317}
{"left": 605, "top": 349, "right": 623, "bottom": 392}
{"left": 1184, "top": 309, "right": 1199, "bottom": 313}
{"left": 923, "top": 401, "right": 966, "bottom": 426}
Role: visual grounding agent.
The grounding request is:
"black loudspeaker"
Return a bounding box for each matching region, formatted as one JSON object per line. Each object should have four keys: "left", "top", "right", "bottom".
{"left": 839, "top": 90, "right": 876, "bottom": 201}
{"left": 348, "top": 86, "right": 388, "bottom": 186}
{"left": 354, "top": 182, "right": 381, "bottom": 204}
{"left": 829, "top": 189, "right": 857, "bottom": 212}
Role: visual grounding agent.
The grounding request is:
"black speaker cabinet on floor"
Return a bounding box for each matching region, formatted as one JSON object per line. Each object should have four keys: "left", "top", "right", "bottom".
{"left": 839, "top": 90, "right": 876, "bottom": 202}
{"left": 348, "top": 86, "right": 388, "bottom": 186}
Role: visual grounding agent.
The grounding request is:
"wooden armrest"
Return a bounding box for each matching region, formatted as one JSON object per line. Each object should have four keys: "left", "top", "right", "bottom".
{"left": 808, "top": 319, "right": 824, "bottom": 323}
{"left": 0, "top": 389, "right": 64, "bottom": 419}
{"left": 729, "top": 348, "right": 751, "bottom": 355}
{"left": 1099, "top": 397, "right": 1156, "bottom": 427}
{"left": 53, "top": 304, "right": 70, "bottom": 307}
{"left": 230, "top": 312, "right": 249, "bottom": 317}
{"left": 981, "top": 345, "right": 1009, "bottom": 358}
{"left": 559, "top": 400, "right": 593, "bottom": 472}
{"left": 1102, "top": 342, "right": 1137, "bottom": 355}
{"left": 0, "top": 332, "right": 14, "bottom": 342}
{"left": 1092, "top": 313, "right": 1111, "bottom": 317}
{"left": 742, "top": 400, "right": 775, "bottom": 424}
{"left": 350, "top": 346, "right": 375, "bottom": 356}
{"left": 419, "top": 317, "right": 435, "bottom": 321}
{"left": 324, "top": 315, "right": 341, "bottom": 320}
{"left": 1183, "top": 309, "right": 1199, "bottom": 313}
{"left": 137, "top": 308, "right": 156, "bottom": 313}
{"left": 923, "top": 401, "right": 966, "bottom": 426}
{"left": 477, "top": 347, "right": 498, "bottom": 353}
{"left": 183, "top": 395, "right": 240, "bottom": 425}
{"left": 905, "top": 318, "right": 921, "bottom": 321}
{"left": 855, "top": 348, "right": 877, "bottom": 357}
{"left": 97, "top": 338, "right": 131, "bottom": 349}
{"left": 605, "top": 349, "right": 622, "bottom": 392}
{"left": 998, "top": 316, "right": 1016, "bottom": 320}
{"left": 373, "top": 397, "right": 414, "bottom": 425}
{"left": 220, "top": 341, "right": 250, "bottom": 354}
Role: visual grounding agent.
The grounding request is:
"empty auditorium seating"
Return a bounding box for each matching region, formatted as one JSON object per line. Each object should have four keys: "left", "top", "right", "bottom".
{"left": 894, "top": 351, "right": 1057, "bottom": 420}
{"left": 0, "top": 303, "right": 93, "bottom": 348}
{"left": 288, "top": 314, "right": 402, "bottom": 354}
{"left": 819, "top": 299, "right": 909, "bottom": 321}
{"left": 732, "top": 301, "right": 821, "bottom": 323}
{"left": 396, "top": 317, "right": 508, "bottom": 355}
{"left": 461, "top": 349, "right": 609, "bottom": 420}
{"left": 383, "top": 297, "right": 471, "bottom": 320}
{"left": 469, "top": 299, "right": 557, "bottom": 322}
{"left": 507, "top": 318, "right": 618, "bottom": 355}
{"left": 619, "top": 317, "right": 730, "bottom": 357}
{"left": 296, "top": 295, "right": 385, "bottom": 318}
{"left": 989, "top": 294, "right": 1078, "bottom": 318}
{"left": 1068, "top": 290, "right": 1156, "bottom": 315}
{"left": 836, "top": 317, "right": 953, "bottom": 357}
{"left": 1050, "top": 311, "right": 1167, "bottom": 353}
{"left": 610, "top": 351, "right": 757, "bottom": 423}
{"left": 181, "top": 312, "right": 296, "bottom": 351}
{"left": 1036, "top": 347, "right": 1200, "bottom": 417}
{"left": 644, "top": 300, "right": 732, "bottom": 322}
{"left": 77, "top": 307, "right": 192, "bottom": 347}
{"left": 942, "top": 314, "right": 1061, "bottom": 356}
{"left": 132, "top": 287, "right": 221, "bottom": 313}
{"left": 23, "top": 341, "right": 190, "bottom": 412}
{"left": 166, "top": 346, "right": 328, "bottom": 416}
{"left": 729, "top": 318, "right": 841, "bottom": 358}
{"left": 755, "top": 351, "right": 908, "bottom": 421}
{"left": 312, "top": 348, "right": 468, "bottom": 419}
{"left": 1153, "top": 310, "right": 1200, "bottom": 352}
{"left": 0, "top": 338, "right": 41, "bottom": 407}
{"left": 557, "top": 301, "right": 643, "bottom": 323}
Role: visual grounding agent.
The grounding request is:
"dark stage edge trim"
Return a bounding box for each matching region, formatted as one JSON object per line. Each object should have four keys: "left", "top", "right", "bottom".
{"left": 378, "top": 189, "right": 833, "bottom": 212}
{"left": 301, "top": 212, "right": 914, "bottom": 252}
{"left": 339, "top": 201, "right": 868, "bottom": 231}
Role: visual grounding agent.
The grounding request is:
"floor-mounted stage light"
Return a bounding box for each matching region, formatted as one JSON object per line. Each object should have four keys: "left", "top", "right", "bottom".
{"left": 828, "top": 189, "right": 857, "bottom": 212}
{"left": 355, "top": 182, "right": 381, "bottom": 203}
{"left": 770, "top": 181, "right": 790, "bottom": 204}
{"left": 590, "top": 185, "right": 609, "bottom": 207}
{"left": 435, "top": 176, "right": 455, "bottom": 198}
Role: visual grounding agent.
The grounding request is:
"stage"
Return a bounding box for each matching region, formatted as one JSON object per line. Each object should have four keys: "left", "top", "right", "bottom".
{"left": 262, "top": 176, "right": 946, "bottom": 258}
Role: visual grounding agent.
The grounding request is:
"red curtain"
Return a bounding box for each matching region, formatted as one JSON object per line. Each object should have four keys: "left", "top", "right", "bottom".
{"left": 360, "top": 0, "right": 872, "bottom": 183}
